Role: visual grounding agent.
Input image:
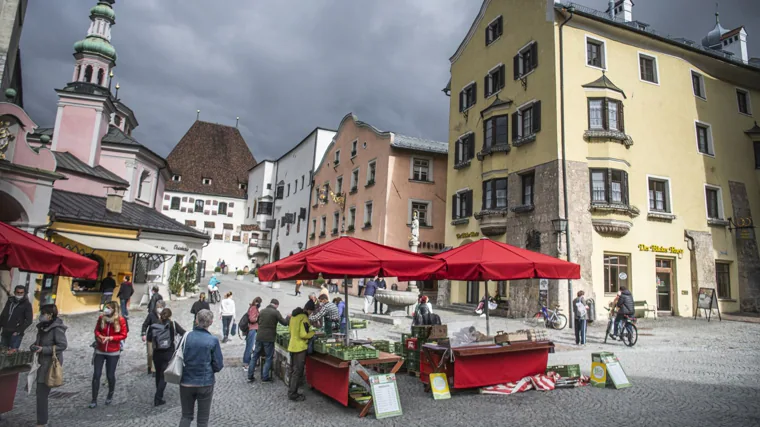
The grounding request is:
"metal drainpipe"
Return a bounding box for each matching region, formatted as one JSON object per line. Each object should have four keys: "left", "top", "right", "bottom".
{"left": 559, "top": 6, "right": 575, "bottom": 329}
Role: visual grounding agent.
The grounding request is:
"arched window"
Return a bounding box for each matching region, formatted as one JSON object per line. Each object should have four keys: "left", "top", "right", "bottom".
{"left": 74, "top": 66, "right": 81, "bottom": 82}
{"left": 137, "top": 170, "right": 151, "bottom": 201}
{"left": 218, "top": 202, "right": 228, "bottom": 215}
{"left": 84, "top": 65, "right": 93, "bottom": 83}
{"left": 114, "top": 115, "right": 122, "bottom": 127}
{"left": 97, "top": 68, "right": 105, "bottom": 86}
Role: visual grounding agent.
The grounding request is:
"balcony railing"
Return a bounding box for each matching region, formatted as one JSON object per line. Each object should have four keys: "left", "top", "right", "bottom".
{"left": 250, "top": 239, "right": 272, "bottom": 249}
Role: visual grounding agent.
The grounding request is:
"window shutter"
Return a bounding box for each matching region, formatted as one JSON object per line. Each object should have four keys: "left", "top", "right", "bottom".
{"left": 455, "top": 140, "right": 461, "bottom": 163}
{"left": 504, "top": 113, "right": 509, "bottom": 144}
{"left": 602, "top": 99, "right": 608, "bottom": 131}
{"left": 754, "top": 142, "right": 760, "bottom": 169}
{"left": 499, "top": 64, "right": 506, "bottom": 89}
{"left": 532, "top": 101, "right": 542, "bottom": 133}
{"left": 623, "top": 171, "right": 629, "bottom": 205}
{"left": 466, "top": 190, "right": 474, "bottom": 217}
{"left": 484, "top": 75, "right": 490, "bottom": 97}
{"left": 472, "top": 82, "right": 477, "bottom": 105}
{"left": 482, "top": 181, "right": 488, "bottom": 210}
{"left": 530, "top": 42, "right": 538, "bottom": 70}
{"left": 513, "top": 55, "right": 520, "bottom": 80}
{"left": 497, "top": 17, "right": 503, "bottom": 36}
{"left": 512, "top": 112, "right": 519, "bottom": 141}
{"left": 469, "top": 134, "right": 476, "bottom": 159}
{"left": 452, "top": 194, "right": 457, "bottom": 219}
{"left": 459, "top": 91, "right": 464, "bottom": 112}
{"left": 618, "top": 102, "right": 625, "bottom": 132}
{"left": 588, "top": 168, "right": 595, "bottom": 201}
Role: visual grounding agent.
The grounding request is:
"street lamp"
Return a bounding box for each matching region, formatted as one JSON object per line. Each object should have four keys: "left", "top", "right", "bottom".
{"left": 551, "top": 218, "right": 568, "bottom": 234}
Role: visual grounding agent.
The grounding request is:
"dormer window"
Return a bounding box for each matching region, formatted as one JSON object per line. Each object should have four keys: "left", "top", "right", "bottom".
{"left": 202, "top": 178, "right": 212, "bottom": 185}
{"left": 172, "top": 174, "right": 181, "bottom": 182}
{"left": 239, "top": 183, "right": 247, "bottom": 190}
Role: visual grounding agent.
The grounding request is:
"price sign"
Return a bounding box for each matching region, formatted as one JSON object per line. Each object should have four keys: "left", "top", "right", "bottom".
{"left": 370, "top": 373, "right": 403, "bottom": 419}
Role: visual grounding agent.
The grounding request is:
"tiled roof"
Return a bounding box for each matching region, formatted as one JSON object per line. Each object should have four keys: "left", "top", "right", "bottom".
{"left": 50, "top": 189, "right": 209, "bottom": 240}
{"left": 53, "top": 151, "right": 129, "bottom": 185}
{"left": 166, "top": 120, "right": 257, "bottom": 198}
{"left": 721, "top": 27, "right": 744, "bottom": 40}
{"left": 391, "top": 134, "right": 448, "bottom": 154}
{"left": 102, "top": 125, "right": 141, "bottom": 146}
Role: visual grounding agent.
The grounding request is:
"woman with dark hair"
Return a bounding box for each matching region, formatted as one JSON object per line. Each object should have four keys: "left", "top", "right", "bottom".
{"left": 90, "top": 301, "right": 127, "bottom": 408}
{"left": 32, "top": 304, "right": 67, "bottom": 427}
{"left": 191, "top": 293, "right": 210, "bottom": 325}
{"left": 147, "top": 308, "right": 185, "bottom": 406}
{"left": 242, "top": 297, "right": 262, "bottom": 371}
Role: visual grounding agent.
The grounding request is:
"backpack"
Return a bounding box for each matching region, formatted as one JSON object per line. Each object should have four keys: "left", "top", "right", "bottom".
{"left": 151, "top": 322, "right": 174, "bottom": 350}
{"left": 238, "top": 312, "right": 250, "bottom": 336}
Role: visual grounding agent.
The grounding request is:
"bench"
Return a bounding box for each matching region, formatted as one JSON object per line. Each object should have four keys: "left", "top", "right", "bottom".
{"left": 634, "top": 300, "right": 657, "bottom": 319}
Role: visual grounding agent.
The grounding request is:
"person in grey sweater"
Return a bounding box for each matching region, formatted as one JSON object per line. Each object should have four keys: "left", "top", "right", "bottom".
{"left": 31, "top": 304, "right": 68, "bottom": 427}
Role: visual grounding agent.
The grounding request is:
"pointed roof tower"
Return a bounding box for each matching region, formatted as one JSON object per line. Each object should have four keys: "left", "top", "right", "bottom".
{"left": 701, "top": 11, "right": 729, "bottom": 49}
{"left": 70, "top": 0, "right": 117, "bottom": 88}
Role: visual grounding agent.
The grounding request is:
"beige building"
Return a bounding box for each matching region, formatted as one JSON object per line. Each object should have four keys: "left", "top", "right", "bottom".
{"left": 442, "top": 0, "right": 760, "bottom": 317}
{"left": 308, "top": 113, "right": 448, "bottom": 296}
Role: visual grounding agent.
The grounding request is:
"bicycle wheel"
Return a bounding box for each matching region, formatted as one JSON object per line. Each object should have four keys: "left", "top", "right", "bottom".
{"left": 623, "top": 323, "right": 638, "bottom": 347}
{"left": 604, "top": 320, "right": 612, "bottom": 343}
{"left": 552, "top": 313, "right": 568, "bottom": 330}
{"left": 531, "top": 312, "right": 544, "bottom": 327}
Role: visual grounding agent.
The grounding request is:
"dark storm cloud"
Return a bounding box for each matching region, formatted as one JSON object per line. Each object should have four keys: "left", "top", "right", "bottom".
{"left": 20, "top": 0, "right": 759, "bottom": 160}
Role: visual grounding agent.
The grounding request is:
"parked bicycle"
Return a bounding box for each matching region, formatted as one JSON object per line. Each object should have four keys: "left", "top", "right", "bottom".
{"left": 604, "top": 307, "right": 638, "bottom": 347}
{"left": 532, "top": 304, "right": 567, "bottom": 330}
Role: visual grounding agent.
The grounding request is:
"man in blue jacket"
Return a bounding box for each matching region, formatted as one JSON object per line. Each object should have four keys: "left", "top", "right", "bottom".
{"left": 179, "top": 309, "right": 223, "bottom": 427}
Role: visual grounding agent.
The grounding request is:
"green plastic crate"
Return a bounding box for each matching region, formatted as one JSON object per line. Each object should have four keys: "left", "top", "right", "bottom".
{"left": 314, "top": 340, "right": 340, "bottom": 354}
{"left": 547, "top": 364, "right": 581, "bottom": 378}
{"left": 329, "top": 346, "right": 379, "bottom": 360}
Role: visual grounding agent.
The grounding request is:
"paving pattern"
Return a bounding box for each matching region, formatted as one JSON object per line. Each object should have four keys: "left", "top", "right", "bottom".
{"left": 2, "top": 276, "right": 759, "bottom": 426}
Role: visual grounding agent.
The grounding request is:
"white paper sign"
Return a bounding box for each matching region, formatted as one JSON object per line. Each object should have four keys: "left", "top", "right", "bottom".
{"left": 370, "top": 374, "right": 403, "bottom": 419}
{"left": 619, "top": 272, "right": 628, "bottom": 281}
{"left": 539, "top": 279, "right": 549, "bottom": 290}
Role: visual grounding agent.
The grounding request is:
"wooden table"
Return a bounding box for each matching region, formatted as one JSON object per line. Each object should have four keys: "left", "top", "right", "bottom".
{"left": 420, "top": 341, "right": 554, "bottom": 390}
{"left": 306, "top": 351, "right": 402, "bottom": 418}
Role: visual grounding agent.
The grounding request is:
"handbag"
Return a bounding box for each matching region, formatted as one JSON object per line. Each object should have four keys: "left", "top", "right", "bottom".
{"left": 231, "top": 322, "right": 237, "bottom": 336}
{"left": 164, "top": 331, "right": 188, "bottom": 385}
{"left": 26, "top": 353, "right": 40, "bottom": 395}
{"left": 46, "top": 345, "right": 63, "bottom": 388}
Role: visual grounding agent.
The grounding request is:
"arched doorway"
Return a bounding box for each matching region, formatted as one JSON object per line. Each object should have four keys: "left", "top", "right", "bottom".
{"left": 272, "top": 243, "right": 281, "bottom": 262}
{"left": 0, "top": 191, "right": 28, "bottom": 223}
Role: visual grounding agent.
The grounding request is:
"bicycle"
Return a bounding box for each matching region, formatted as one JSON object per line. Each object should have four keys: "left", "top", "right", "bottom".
{"left": 604, "top": 307, "right": 638, "bottom": 347}
{"left": 532, "top": 304, "right": 567, "bottom": 330}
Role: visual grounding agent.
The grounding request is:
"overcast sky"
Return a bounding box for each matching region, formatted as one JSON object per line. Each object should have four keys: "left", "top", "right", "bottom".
{"left": 20, "top": 0, "right": 759, "bottom": 161}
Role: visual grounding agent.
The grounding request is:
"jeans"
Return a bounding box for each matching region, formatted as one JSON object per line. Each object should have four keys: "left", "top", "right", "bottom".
{"left": 36, "top": 382, "right": 51, "bottom": 425}
{"left": 179, "top": 385, "right": 214, "bottom": 427}
{"left": 357, "top": 286, "right": 364, "bottom": 296}
{"left": 99, "top": 292, "right": 113, "bottom": 311}
{"left": 288, "top": 351, "right": 307, "bottom": 399}
{"left": 120, "top": 298, "right": 129, "bottom": 318}
{"left": 340, "top": 321, "right": 347, "bottom": 335}
{"left": 248, "top": 341, "right": 274, "bottom": 380}
{"left": 574, "top": 318, "right": 587, "bottom": 344}
{"left": 153, "top": 350, "right": 172, "bottom": 402}
{"left": 613, "top": 312, "right": 626, "bottom": 336}
{"left": 330, "top": 284, "right": 339, "bottom": 293}
{"left": 92, "top": 354, "right": 119, "bottom": 402}
{"left": 221, "top": 316, "right": 233, "bottom": 339}
{"left": 242, "top": 330, "right": 257, "bottom": 365}
{"left": 0, "top": 331, "right": 23, "bottom": 349}
{"left": 364, "top": 295, "right": 374, "bottom": 313}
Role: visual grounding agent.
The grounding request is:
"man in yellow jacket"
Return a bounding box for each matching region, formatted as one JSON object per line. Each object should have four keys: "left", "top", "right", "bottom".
{"left": 287, "top": 300, "right": 316, "bottom": 401}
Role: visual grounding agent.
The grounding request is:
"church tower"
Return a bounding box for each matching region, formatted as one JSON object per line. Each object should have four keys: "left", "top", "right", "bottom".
{"left": 71, "top": 0, "right": 117, "bottom": 87}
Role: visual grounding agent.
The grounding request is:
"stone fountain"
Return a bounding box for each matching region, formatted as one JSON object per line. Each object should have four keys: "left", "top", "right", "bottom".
{"left": 373, "top": 211, "right": 421, "bottom": 316}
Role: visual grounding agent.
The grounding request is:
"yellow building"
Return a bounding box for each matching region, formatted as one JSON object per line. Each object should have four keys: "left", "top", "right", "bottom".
{"left": 441, "top": 0, "right": 760, "bottom": 318}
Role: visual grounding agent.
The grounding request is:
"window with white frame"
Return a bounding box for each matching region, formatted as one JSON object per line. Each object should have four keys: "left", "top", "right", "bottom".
{"left": 334, "top": 150, "right": 341, "bottom": 165}
{"left": 364, "top": 202, "right": 373, "bottom": 227}
{"left": 311, "top": 218, "right": 317, "bottom": 236}
{"left": 410, "top": 200, "right": 431, "bottom": 227}
{"left": 639, "top": 53, "right": 658, "bottom": 84}
{"left": 320, "top": 216, "right": 327, "bottom": 235}
{"left": 332, "top": 212, "right": 340, "bottom": 234}
{"left": 170, "top": 197, "right": 180, "bottom": 210}
{"left": 586, "top": 37, "right": 606, "bottom": 69}
{"left": 695, "top": 122, "right": 714, "bottom": 156}
{"left": 452, "top": 189, "right": 473, "bottom": 219}
{"left": 588, "top": 98, "right": 624, "bottom": 131}
{"left": 514, "top": 42, "right": 538, "bottom": 78}
{"left": 194, "top": 199, "right": 204, "bottom": 212}
{"left": 691, "top": 71, "right": 706, "bottom": 99}
{"left": 705, "top": 185, "right": 724, "bottom": 220}
{"left": 367, "top": 160, "right": 376, "bottom": 185}
{"left": 647, "top": 177, "right": 671, "bottom": 213}
{"left": 313, "top": 187, "right": 320, "bottom": 205}
{"left": 737, "top": 88, "right": 752, "bottom": 115}
{"left": 348, "top": 207, "right": 356, "bottom": 229}
{"left": 521, "top": 172, "right": 535, "bottom": 206}
{"left": 456, "top": 133, "right": 475, "bottom": 163}
{"left": 351, "top": 140, "right": 358, "bottom": 157}
{"left": 485, "top": 16, "right": 503, "bottom": 46}
{"left": 351, "top": 168, "right": 359, "bottom": 191}
{"left": 336, "top": 176, "right": 343, "bottom": 194}
{"left": 137, "top": 170, "right": 151, "bottom": 201}
{"left": 513, "top": 101, "right": 541, "bottom": 140}
{"left": 485, "top": 64, "right": 505, "bottom": 97}
{"left": 412, "top": 158, "right": 431, "bottom": 182}
{"left": 482, "top": 178, "right": 507, "bottom": 209}
{"left": 590, "top": 168, "right": 628, "bottom": 205}
{"left": 459, "top": 83, "right": 477, "bottom": 112}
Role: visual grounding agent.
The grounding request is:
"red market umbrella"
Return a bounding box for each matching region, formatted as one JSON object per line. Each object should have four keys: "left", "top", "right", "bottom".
{"left": 0, "top": 221, "right": 99, "bottom": 279}
{"left": 432, "top": 238, "right": 580, "bottom": 335}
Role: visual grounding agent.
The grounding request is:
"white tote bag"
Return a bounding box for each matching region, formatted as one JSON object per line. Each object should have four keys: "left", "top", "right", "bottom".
{"left": 26, "top": 353, "right": 40, "bottom": 395}
{"left": 164, "top": 332, "right": 188, "bottom": 385}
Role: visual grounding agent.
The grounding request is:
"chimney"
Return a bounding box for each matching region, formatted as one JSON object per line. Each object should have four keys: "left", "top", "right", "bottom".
{"left": 106, "top": 187, "right": 126, "bottom": 214}
{"left": 621, "top": 0, "right": 633, "bottom": 22}
{"left": 723, "top": 27, "right": 749, "bottom": 63}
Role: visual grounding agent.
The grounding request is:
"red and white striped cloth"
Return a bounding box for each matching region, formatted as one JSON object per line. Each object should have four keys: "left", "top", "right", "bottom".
{"left": 480, "top": 372, "right": 589, "bottom": 395}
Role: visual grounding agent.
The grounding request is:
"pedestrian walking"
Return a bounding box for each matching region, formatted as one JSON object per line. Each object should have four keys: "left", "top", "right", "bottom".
{"left": 191, "top": 293, "right": 210, "bottom": 325}
{"left": 573, "top": 291, "right": 589, "bottom": 345}
{"left": 309, "top": 295, "right": 340, "bottom": 337}
{"left": 287, "top": 303, "right": 315, "bottom": 402}
{"left": 141, "top": 299, "right": 166, "bottom": 375}
{"left": 147, "top": 285, "right": 163, "bottom": 314}
{"left": 0, "top": 285, "right": 33, "bottom": 349}
{"left": 247, "top": 299, "right": 289, "bottom": 383}
{"left": 31, "top": 304, "right": 67, "bottom": 427}
{"left": 116, "top": 276, "right": 133, "bottom": 318}
{"left": 146, "top": 308, "right": 185, "bottom": 406}
{"left": 356, "top": 277, "right": 365, "bottom": 296}
{"left": 219, "top": 292, "right": 236, "bottom": 343}
{"left": 242, "top": 297, "right": 261, "bottom": 371}
{"left": 99, "top": 272, "right": 116, "bottom": 312}
{"left": 363, "top": 278, "right": 378, "bottom": 314}
{"left": 374, "top": 276, "right": 387, "bottom": 314}
{"left": 329, "top": 279, "right": 339, "bottom": 294}
{"left": 179, "top": 309, "right": 223, "bottom": 427}
{"left": 90, "top": 301, "right": 127, "bottom": 408}
{"left": 294, "top": 279, "right": 302, "bottom": 296}
{"left": 334, "top": 297, "right": 347, "bottom": 334}
{"left": 319, "top": 283, "right": 329, "bottom": 298}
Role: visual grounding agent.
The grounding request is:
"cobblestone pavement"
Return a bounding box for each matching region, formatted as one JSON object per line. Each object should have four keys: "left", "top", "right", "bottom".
{"left": 2, "top": 275, "right": 759, "bottom": 426}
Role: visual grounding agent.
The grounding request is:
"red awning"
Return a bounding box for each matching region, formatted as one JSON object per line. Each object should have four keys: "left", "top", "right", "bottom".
{"left": 0, "top": 222, "right": 99, "bottom": 279}
{"left": 432, "top": 238, "right": 580, "bottom": 281}
{"left": 258, "top": 236, "right": 445, "bottom": 281}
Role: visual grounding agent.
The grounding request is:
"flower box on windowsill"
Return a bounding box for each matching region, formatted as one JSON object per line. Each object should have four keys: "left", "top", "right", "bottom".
{"left": 319, "top": 232, "right": 326, "bottom": 237}
{"left": 590, "top": 203, "right": 640, "bottom": 218}
{"left": 707, "top": 218, "right": 729, "bottom": 227}
{"left": 349, "top": 188, "right": 358, "bottom": 194}
{"left": 510, "top": 204, "right": 535, "bottom": 214}
{"left": 584, "top": 129, "right": 634, "bottom": 148}
{"left": 362, "top": 222, "right": 372, "bottom": 230}
{"left": 451, "top": 218, "right": 470, "bottom": 226}
{"left": 512, "top": 134, "right": 537, "bottom": 147}
{"left": 476, "top": 144, "right": 511, "bottom": 161}
{"left": 309, "top": 233, "right": 315, "bottom": 240}
{"left": 365, "top": 180, "right": 375, "bottom": 188}
{"left": 647, "top": 212, "right": 676, "bottom": 222}
{"left": 454, "top": 159, "right": 472, "bottom": 170}
{"left": 347, "top": 225, "right": 355, "bottom": 233}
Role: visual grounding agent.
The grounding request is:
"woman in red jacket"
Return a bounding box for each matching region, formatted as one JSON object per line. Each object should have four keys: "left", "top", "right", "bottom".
{"left": 89, "top": 301, "right": 127, "bottom": 409}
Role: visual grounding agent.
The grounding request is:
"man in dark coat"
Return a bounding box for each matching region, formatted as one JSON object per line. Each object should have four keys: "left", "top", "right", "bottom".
{"left": 247, "top": 299, "right": 289, "bottom": 382}
{"left": 117, "top": 276, "right": 134, "bottom": 318}
{"left": 99, "top": 272, "right": 117, "bottom": 312}
{"left": 147, "top": 285, "right": 163, "bottom": 314}
{"left": 0, "top": 285, "right": 33, "bottom": 349}
{"left": 613, "top": 285, "right": 635, "bottom": 339}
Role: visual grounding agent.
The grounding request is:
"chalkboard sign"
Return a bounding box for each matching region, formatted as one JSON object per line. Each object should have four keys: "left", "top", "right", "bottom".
{"left": 694, "top": 287, "right": 721, "bottom": 322}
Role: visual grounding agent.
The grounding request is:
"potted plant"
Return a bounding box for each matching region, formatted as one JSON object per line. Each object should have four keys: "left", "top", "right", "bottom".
{"left": 347, "top": 224, "right": 355, "bottom": 232}
{"left": 214, "top": 266, "right": 222, "bottom": 273}
{"left": 236, "top": 270, "right": 245, "bottom": 281}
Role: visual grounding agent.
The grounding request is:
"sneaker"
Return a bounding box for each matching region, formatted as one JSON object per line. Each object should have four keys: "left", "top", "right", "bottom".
{"left": 88, "top": 401, "right": 97, "bottom": 409}
{"left": 480, "top": 314, "right": 486, "bottom": 318}
{"left": 610, "top": 334, "right": 618, "bottom": 340}
{"left": 243, "top": 365, "right": 249, "bottom": 371}
{"left": 261, "top": 378, "right": 273, "bottom": 383}
{"left": 105, "top": 395, "right": 113, "bottom": 406}
{"left": 247, "top": 377, "right": 256, "bottom": 383}
{"left": 154, "top": 399, "right": 166, "bottom": 407}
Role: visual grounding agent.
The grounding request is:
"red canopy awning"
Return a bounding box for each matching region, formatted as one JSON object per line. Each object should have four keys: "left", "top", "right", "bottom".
{"left": 0, "top": 222, "right": 99, "bottom": 279}
{"left": 258, "top": 236, "right": 445, "bottom": 281}
{"left": 432, "top": 238, "right": 580, "bottom": 281}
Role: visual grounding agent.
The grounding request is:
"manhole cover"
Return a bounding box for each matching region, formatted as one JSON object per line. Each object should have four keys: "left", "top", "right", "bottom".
{"left": 50, "top": 391, "right": 80, "bottom": 399}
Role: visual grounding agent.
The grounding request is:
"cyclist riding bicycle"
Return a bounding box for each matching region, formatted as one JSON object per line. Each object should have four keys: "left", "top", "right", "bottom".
{"left": 611, "top": 285, "right": 634, "bottom": 340}
{"left": 208, "top": 274, "right": 221, "bottom": 303}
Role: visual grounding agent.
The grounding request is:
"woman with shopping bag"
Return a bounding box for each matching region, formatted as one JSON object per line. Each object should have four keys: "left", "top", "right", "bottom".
{"left": 146, "top": 308, "right": 186, "bottom": 406}
{"left": 30, "top": 304, "right": 68, "bottom": 427}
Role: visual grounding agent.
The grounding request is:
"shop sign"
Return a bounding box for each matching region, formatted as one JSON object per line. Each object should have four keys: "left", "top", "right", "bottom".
{"left": 173, "top": 244, "right": 189, "bottom": 252}
{"left": 638, "top": 244, "right": 683, "bottom": 255}
{"left": 456, "top": 231, "right": 480, "bottom": 239}
{"left": 618, "top": 272, "right": 627, "bottom": 281}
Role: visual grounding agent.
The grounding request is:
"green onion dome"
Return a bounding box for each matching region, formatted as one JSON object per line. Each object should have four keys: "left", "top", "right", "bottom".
{"left": 73, "top": 36, "right": 117, "bottom": 61}
{"left": 90, "top": 2, "right": 115, "bottom": 22}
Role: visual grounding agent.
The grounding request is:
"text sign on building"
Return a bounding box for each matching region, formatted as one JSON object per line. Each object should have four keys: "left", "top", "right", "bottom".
{"left": 638, "top": 244, "right": 683, "bottom": 255}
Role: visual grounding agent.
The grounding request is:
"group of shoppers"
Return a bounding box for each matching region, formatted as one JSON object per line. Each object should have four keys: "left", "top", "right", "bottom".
{"left": 359, "top": 276, "right": 387, "bottom": 314}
